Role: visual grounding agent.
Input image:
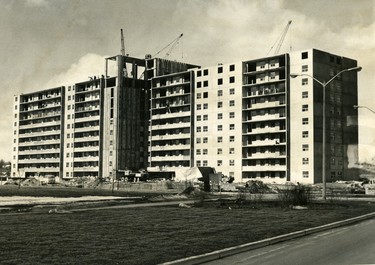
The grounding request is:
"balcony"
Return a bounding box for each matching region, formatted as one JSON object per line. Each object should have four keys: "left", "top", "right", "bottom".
{"left": 18, "top": 139, "right": 60, "bottom": 146}
{"left": 74, "top": 146, "right": 99, "bottom": 152}
{"left": 243, "top": 127, "right": 285, "bottom": 135}
{"left": 73, "top": 166, "right": 99, "bottom": 172}
{"left": 244, "top": 140, "right": 286, "bottom": 147}
{"left": 18, "top": 158, "right": 60, "bottom": 164}
{"left": 19, "top": 120, "right": 61, "bottom": 130}
{"left": 242, "top": 165, "right": 287, "bottom": 171}
{"left": 151, "top": 133, "right": 190, "bottom": 141}
{"left": 18, "top": 130, "right": 60, "bottom": 138}
{"left": 18, "top": 149, "right": 60, "bottom": 155}
{"left": 151, "top": 144, "right": 190, "bottom": 151}
{"left": 74, "top": 115, "right": 100, "bottom": 122}
{"left": 244, "top": 101, "right": 285, "bottom": 110}
{"left": 74, "top": 156, "right": 99, "bottom": 162}
{"left": 151, "top": 122, "right": 190, "bottom": 131}
{"left": 74, "top": 126, "right": 100, "bottom": 133}
{"left": 243, "top": 152, "right": 286, "bottom": 159}
{"left": 74, "top": 136, "right": 100, "bottom": 142}
{"left": 151, "top": 155, "right": 190, "bottom": 162}
{"left": 245, "top": 114, "right": 285, "bottom": 122}
{"left": 151, "top": 111, "right": 190, "bottom": 120}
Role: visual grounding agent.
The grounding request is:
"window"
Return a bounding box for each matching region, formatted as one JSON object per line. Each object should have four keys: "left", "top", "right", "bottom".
{"left": 303, "top": 171, "right": 309, "bottom": 178}
{"left": 302, "top": 131, "right": 309, "bottom": 138}
{"left": 229, "top": 124, "right": 235, "bottom": 130}
{"left": 203, "top": 160, "right": 208, "bottom": 166}
{"left": 302, "top": 144, "right": 309, "bottom": 151}
{"left": 203, "top": 81, "right": 208, "bottom": 87}
{"left": 302, "top": 104, "right": 308, "bottom": 112}
{"left": 196, "top": 161, "right": 201, "bottom": 167}
{"left": 203, "top": 137, "right": 208, "bottom": 143}
{"left": 218, "top": 102, "right": 223, "bottom": 108}
{"left": 196, "top": 127, "right": 201, "bottom": 132}
{"left": 302, "top": 91, "right": 308, "bottom": 98}
{"left": 229, "top": 112, "right": 235, "bottom": 118}
{"left": 68, "top": 105, "right": 71, "bottom": 110}
{"left": 302, "top": 118, "right": 309, "bottom": 125}
{"left": 110, "top": 140, "right": 113, "bottom": 145}
{"left": 229, "top": 100, "right": 235, "bottom": 107}
{"left": 302, "top": 158, "right": 309, "bottom": 164}
{"left": 203, "top": 126, "right": 208, "bottom": 132}
{"left": 110, "top": 151, "right": 113, "bottom": 156}
{"left": 197, "top": 93, "right": 201, "bottom": 99}
{"left": 203, "top": 92, "right": 208, "bottom": 98}
{"left": 229, "top": 76, "right": 235, "bottom": 83}
{"left": 230, "top": 64, "right": 235, "bottom": 71}
{"left": 217, "top": 113, "right": 223, "bottom": 119}
{"left": 203, "top": 115, "right": 208, "bottom": 121}
{"left": 68, "top": 95, "right": 71, "bottom": 101}
{"left": 218, "top": 125, "right": 223, "bottom": 131}
{"left": 197, "top": 104, "right": 201, "bottom": 110}
{"left": 197, "top": 81, "right": 202, "bottom": 88}
{"left": 217, "top": 160, "right": 223, "bottom": 166}
{"left": 229, "top": 160, "right": 235, "bottom": 166}
{"left": 66, "top": 162, "right": 69, "bottom": 167}
{"left": 217, "top": 148, "right": 223, "bottom": 154}
{"left": 331, "top": 158, "right": 336, "bottom": 166}
{"left": 218, "top": 78, "right": 223, "bottom": 85}
{"left": 229, "top": 148, "right": 235, "bottom": 154}
{"left": 270, "top": 72, "right": 276, "bottom": 79}
{"left": 302, "top": 78, "right": 308, "bottom": 85}
{"left": 218, "top": 90, "right": 223, "bottom": 96}
{"left": 197, "top": 115, "right": 201, "bottom": 121}
{"left": 203, "top": 149, "right": 208, "bottom": 155}
{"left": 229, "top": 136, "right": 235, "bottom": 142}
{"left": 196, "top": 138, "right": 201, "bottom": 144}
{"left": 302, "top": 51, "right": 308, "bottom": 59}
{"left": 229, "top": 88, "right": 235, "bottom": 95}
{"left": 217, "top": 137, "right": 223, "bottom": 143}
{"left": 302, "top": 65, "right": 308, "bottom": 72}
{"left": 109, "top": 161, "right": 113, "bottom": 166}
{"left": 196, "top": 149, "right": 201, "bottom": 155}
{"left": 67, "top": 114, "right": 70, "bottom": 119}
{"left": 203, "top": 69, "right": 208, "bottom": 76}
{"left": 203, "top": 103, "right": 208, "bottom": 109}
{"left": 218, "top": 66, "right": 223, "bottom": 73}
{"left": 197, "top": 70, "right": 202, "bottom": 77}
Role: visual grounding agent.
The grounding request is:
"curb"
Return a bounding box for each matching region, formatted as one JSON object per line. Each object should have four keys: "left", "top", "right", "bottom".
{"left": 161, "top": 211, "right": 375, "bottom": 265}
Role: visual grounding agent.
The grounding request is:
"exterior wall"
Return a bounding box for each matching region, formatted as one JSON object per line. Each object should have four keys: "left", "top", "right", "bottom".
{"left": 148, "top": 70, "right": 194, "bottom": 178}
{"left": 242, "top": 55, "right": 288, "bottom": 183}
{"left": 12, "top": 87, "right": 64, "bottom": 178}
{"left": 289, "top": 50, "right": 316, "bottom": 183}
{"left": 63, "top": 84, "right": 75, "bottom": 179}
{"left": 193, "top": 62, "right": 243, "bottom": 181}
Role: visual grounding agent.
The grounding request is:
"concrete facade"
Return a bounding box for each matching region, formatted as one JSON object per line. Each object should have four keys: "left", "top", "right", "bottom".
{"left": 11, "top": 48, "right": 359, "bottom": 184}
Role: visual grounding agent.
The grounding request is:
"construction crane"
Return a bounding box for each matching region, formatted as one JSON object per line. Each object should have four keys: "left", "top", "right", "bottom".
{"left": 120, "top": 28, "right": 128, "bottom": 77}
{"left": 138, "top": 33, "right": 184, "bottom": 80}
{"left": 267, "top": 20, "right": 292, "bottom": 56}
{"left": 153, "top": 33, "right": 183, "bottom": 59}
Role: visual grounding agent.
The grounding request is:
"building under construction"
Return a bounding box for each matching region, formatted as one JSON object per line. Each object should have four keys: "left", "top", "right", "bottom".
{"left": 11, "top": 44, "right": 360, "bottom": 184}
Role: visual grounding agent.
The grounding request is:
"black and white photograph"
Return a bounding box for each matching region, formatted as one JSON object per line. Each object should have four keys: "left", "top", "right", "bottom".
{"left": 0, "top": 0, "right": 374, "bottom": 264}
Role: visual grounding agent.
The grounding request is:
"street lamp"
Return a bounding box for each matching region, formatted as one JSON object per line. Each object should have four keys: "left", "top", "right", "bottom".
{"left": 354, "top": 105, "right": 375, "bottom": 114}
{"left": 290, "top": 66, "right": 362, "bottom": 200}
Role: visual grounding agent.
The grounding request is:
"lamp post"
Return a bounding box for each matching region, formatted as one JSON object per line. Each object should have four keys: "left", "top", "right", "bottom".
{"left": 290, "top": 66, "right": 362, "bottom": 200}
{"left": 354, "top": 105, "right": 375, "bottom": 114}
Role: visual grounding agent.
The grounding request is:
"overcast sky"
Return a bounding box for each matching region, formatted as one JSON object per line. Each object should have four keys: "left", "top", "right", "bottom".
{"left": 1, "top": 0, "right": 374, "bottom": 162}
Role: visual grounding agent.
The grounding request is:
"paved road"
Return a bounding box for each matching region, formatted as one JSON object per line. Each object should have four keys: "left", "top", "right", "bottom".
{"left": 203, "top": 218, "right": 375, "bottom": 265}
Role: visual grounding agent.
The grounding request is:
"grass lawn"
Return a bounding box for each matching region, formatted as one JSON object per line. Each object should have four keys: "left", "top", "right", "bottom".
{"left": 0, "top": 197, "right": 374, "bottom": 265}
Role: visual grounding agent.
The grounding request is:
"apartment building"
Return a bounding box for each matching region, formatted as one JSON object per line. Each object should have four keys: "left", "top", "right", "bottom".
{"left": 149, "top": 49, "right": 359, "bottom": 184}
{"left": 12, "top": 48, "right": 359, "bottom": 184}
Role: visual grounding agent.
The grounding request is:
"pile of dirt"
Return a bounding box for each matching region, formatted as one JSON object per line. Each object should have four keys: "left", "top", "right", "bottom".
{"left": 239, "top": 180, "right": 275, "bottom": 194}
{"left": 179, "top": 186, "right": 204, "bottom": 196}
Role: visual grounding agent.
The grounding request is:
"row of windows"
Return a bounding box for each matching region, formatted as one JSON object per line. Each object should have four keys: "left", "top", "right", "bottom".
{"left": 197, "top": 77, "right": 236, "bottom": 88}
{"left": 196, "top": 148, "right": 235, "bottom": 155}
{"left": 197, "top": 64, "right": 235, "bottom": 77}
{"left": 196, "top": 124, "right": 235, "bottom": 132}
{"left": 197, "top": 112, "right": 235, "bottom": 121}
{"left": 196, "top": 136, "right": 235, "bottom": 143}
{"left": 196, "top": 100, "right": 236, "bottom": 110}
{"left": 196, "top": 160, "right": 235, "bottom": 167}
{"left": 197, "top": 88, "right": 235, "bottom": 99}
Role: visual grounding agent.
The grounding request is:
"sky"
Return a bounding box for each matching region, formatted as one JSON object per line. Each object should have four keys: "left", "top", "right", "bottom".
{"left": 0, "top": 0, "right": 374, "bottom": 162}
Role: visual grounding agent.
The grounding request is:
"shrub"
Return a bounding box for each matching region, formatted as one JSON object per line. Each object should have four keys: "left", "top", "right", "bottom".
{"left": 278, "top": 184, "right": 312, "bottom": 207}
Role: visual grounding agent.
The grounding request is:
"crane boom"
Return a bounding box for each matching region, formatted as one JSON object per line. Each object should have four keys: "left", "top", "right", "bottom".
{"left": 267, "top": 20, "right": 292, "bottom": 56}
{"left": 154, "top": 33, "right": 183, "bottom": 58}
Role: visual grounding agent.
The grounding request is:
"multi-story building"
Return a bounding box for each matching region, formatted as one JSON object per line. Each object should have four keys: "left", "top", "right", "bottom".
{"left": 12, "top": 48, "right": 359, "bottom": 184}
